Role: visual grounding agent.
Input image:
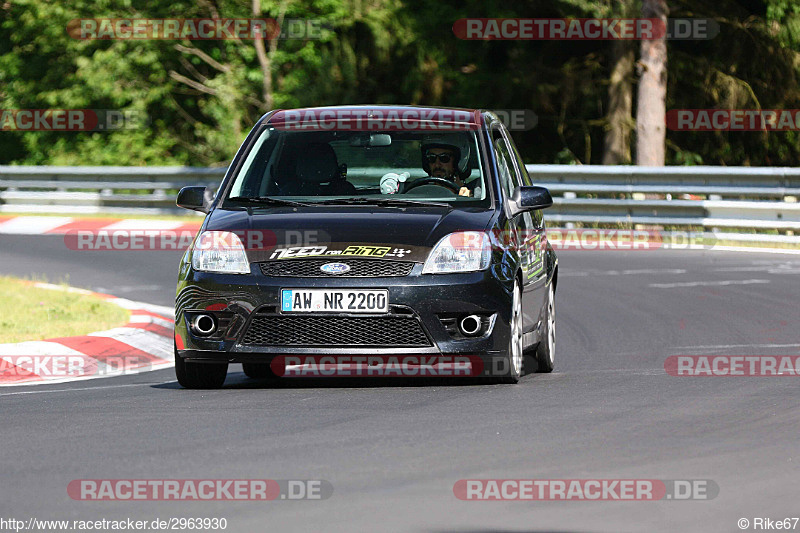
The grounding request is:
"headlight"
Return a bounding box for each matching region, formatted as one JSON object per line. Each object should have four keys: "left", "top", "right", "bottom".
{"left": 422, "top": 231, "right": 491, "bottom": 274}
{"left": 191, "top": 231, "right": 250, "bottom": 274}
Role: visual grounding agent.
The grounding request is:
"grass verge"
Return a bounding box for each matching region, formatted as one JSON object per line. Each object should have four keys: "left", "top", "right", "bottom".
{"left": 0, "top": 276, "right": 131, "bottom": 343}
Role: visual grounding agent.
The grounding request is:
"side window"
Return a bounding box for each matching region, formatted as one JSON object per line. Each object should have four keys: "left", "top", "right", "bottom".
{"left": 492, "top": 128, "right": 517, "bottom": 201}
{"left": 504, "top": 130, "right": 532, "bottom": 186}
{"left": 493, "top": 127, "right": 537, "bottom": 236}
{"left": 501, "top": 126, "right": 542, "bottom": 226}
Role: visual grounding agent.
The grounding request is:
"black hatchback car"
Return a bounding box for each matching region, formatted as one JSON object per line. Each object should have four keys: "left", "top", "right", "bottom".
{"left": 174, "top": 106, "right": 557, "bottom": 388}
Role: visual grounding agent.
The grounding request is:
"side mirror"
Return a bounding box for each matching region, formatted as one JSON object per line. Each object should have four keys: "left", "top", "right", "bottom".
{"left": 177, "top": 186, "right": 213, "bottom": 214}
{"left": 509, "top": 186, "right": 553, "bottom": 217}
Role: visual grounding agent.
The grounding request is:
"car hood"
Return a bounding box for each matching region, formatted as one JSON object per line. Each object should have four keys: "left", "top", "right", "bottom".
{"left": 205, "top": 206, "right": 495, "bottom": 263}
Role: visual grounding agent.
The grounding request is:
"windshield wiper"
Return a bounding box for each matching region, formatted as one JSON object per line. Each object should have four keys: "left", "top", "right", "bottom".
{"left": 313, "top": 197, "right": 453, "bottom": 209}
{"left": 227, "top": 196, "right": 312, "bottom": 207}
{"left": 228, "top": 196, "right": 454, "bottom": 210}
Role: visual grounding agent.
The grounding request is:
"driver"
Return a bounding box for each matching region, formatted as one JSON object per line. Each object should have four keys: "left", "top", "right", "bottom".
{"left": 420, "top": 134, "right": 475, "bottom": 197}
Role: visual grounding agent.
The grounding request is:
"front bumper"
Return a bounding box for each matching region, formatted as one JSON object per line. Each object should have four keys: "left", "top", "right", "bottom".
{"left": 175, "top": 262, "right": 514, "bottom": 364}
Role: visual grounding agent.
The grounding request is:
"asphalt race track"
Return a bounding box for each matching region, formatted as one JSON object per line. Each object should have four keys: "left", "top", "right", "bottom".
{"left": 2, "top": 234, "right": 799, "bottom": 532}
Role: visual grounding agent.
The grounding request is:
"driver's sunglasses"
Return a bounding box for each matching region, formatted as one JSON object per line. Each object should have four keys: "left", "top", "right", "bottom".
{"left": 425, "top": 152, "right": 453, "bottom": 164}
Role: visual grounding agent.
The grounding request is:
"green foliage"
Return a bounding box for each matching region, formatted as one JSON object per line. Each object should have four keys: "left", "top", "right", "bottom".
{"left": 1, "top": 0, "right": 800, "bottom": 166}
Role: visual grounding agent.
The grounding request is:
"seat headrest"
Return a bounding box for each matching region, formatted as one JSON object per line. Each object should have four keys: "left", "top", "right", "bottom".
{"left": 296, "top": 143, "right": 339, "bottom": 183}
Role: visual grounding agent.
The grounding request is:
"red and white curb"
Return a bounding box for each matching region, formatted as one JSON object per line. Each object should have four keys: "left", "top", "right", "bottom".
{"left": 0, "top": 283, "right": 175, "bottom": 386}
{"left": 0, "top": 215, "right": 201, "bottom": 235}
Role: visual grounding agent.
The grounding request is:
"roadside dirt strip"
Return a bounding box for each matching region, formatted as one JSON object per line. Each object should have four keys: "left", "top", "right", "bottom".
{"left": 0, "top": 283, "right": 175, "bottom": 386}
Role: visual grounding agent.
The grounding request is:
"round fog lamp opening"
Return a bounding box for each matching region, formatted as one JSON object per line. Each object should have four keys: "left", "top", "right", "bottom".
{"left": 459, "top": 315, "right": 482, "bottom": 336}
{"left": 191, "top": 314, "right": 217, "bottom": 336}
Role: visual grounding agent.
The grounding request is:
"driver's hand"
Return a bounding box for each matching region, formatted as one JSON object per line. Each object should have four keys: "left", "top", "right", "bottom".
{"left": 459, "top": 187, "right": 471, "bottom": 197}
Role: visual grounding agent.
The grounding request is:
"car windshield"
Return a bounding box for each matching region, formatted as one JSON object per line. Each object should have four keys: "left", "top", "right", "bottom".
{"left": 225, "top": 128, "right": 489, "bottom": 206}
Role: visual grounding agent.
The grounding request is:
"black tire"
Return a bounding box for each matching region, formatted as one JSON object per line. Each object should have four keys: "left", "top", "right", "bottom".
{"left": 535, "top": 282, "right": 556, "bottom": 373}
{"left": 242, "top": 362, "right": 278, "bottom": 379}
{"left": 175, "top": 347, "right": 228, "bottom": 389}
{"left": 498, "top": 281, "right": 524, "bottom": 384}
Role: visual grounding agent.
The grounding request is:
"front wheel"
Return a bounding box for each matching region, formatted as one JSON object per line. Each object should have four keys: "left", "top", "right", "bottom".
{"left": 499, "top": 280, "right": 524, "bottom": 384}
{"left": 535, "top": 282, "right": 556, "bottom": 373}
{"left": 175, "top": 347, "right": 228, "bottom": 389}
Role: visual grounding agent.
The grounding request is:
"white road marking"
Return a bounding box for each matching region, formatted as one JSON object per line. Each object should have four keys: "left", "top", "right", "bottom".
{"left": 714, "top": 265, "right": 800, "bottom": 274}
{"left": 0, "top": 381, "right": 168, "bottom": 396}
{"left": 562, "top": 269, "right": 686, "bottom": 277}
{"left": 0, "top": 216, "right": 74, "bottom": 234}
{"left": 32, "top": 282, "right": 94, "bottom": 294}
{"left": 0, "top": 341, "right": 85, "bottom": 357}
{"left": 105, "top": 297, "right": 175, "bottom": 318}
{"left": 670, "top": 343, "right": 800, "bottom": 352}
{"left": 87, "top": 328, "right": 173, "bottom": 360}
{"left": 129, "top": 314, "right": 173, "bottom": 329}
{"left": 649, "top": 279, "right": 771, "bottom": 288}
{"left": 101, "top": 220, "right": 185, "bottom": 231}
{"left": 713, "top": 266, "right": 779, "bottom": 272}
{"left": 619, "top": 269, "right": 687, "bottom": 275}
{"left": 95, "top": 285, "right": 166, "bottom": 293}
{"left": 704, "top": 246, "right": 800, "bottom": 255}
{"left": 571, "top": 368, "right": 667, "bottom": 376}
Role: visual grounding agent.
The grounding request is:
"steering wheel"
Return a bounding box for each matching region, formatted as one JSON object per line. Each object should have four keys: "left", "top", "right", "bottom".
{"left": 403, "top": 177, "right": 460, "bottom": 194}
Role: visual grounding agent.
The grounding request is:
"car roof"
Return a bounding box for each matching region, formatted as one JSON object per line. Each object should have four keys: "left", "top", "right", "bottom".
{"left": 264, "top": 105, "right": 489, "bottom": 130}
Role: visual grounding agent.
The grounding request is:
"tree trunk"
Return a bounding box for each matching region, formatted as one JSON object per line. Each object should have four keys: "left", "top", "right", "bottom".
{"left": 253, "top": 0, "right": 273, "bottom": 110}
{"left": 635, "top": 0, "right": 668, "bottom": 166}
{"left": 603, "top": 38, "right": 635, "bottom": 164}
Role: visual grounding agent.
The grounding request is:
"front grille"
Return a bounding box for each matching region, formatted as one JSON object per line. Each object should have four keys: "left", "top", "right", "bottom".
{"left": 259, "top": 259, "right": 414, "bottom": 277}
{"left": 241, "top": 311, "right": 431, "bottom": 347}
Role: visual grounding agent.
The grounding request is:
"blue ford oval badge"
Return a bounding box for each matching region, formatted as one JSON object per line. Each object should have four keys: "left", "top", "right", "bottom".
{"left": 320, "top": 262, "right": 350, "bottom": 275}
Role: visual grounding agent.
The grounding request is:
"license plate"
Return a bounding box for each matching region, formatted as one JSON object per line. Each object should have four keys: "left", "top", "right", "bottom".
{"left": 281, "top": 289, "right": 389, "bottom": 313}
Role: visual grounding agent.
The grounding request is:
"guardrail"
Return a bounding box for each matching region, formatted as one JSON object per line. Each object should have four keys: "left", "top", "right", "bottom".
{"left": 0, "top": 166, "right": 224, "bottom": 215}
{"left": 1, "top": 165, "right": 799, "bottom": 234}
{"left": 525, "top": 165, "right": 800, "bottom": 232}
